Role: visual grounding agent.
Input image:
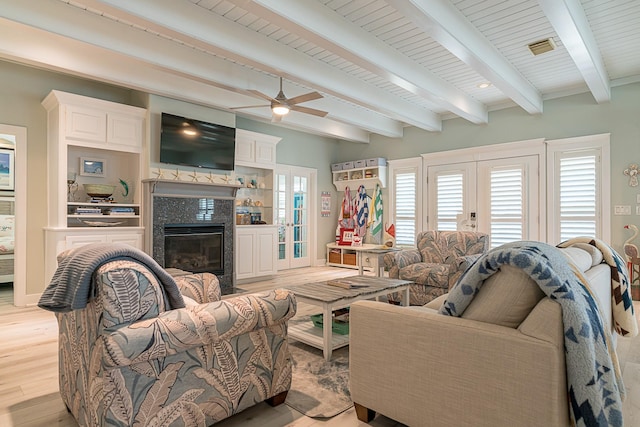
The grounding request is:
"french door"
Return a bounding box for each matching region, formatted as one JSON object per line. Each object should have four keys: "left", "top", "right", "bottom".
{"left": 275, "top": 165, "right": 314, "bottom": 270}
{"left": 427, "top": 156, "right": 539, "bottom": 248}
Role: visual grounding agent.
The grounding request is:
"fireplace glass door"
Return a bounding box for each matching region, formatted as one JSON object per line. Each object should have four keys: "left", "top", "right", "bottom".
{"left": 164, "top": 224, "right": 224, "bottom": 274}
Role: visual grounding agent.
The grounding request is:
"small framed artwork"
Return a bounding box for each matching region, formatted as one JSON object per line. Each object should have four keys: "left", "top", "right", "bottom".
{"left": 339, "top": 228, "right": 355, "bottom": 246}
{"left": 0, "top": 148, "right": 14, "bottom": 191}
{"left": 80, "top": 157, "right": 106, "bottom": 177}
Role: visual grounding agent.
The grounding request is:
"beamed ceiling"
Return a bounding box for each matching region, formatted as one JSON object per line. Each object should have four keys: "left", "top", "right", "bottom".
{"left": 1, "top": 0, "right": 640, "bottom": 143}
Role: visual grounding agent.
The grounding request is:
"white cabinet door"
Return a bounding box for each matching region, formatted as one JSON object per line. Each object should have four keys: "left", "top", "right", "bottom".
{"left": 65, "top": 234, "right": 108, "bottom": 249}
{"left": 65, "top": 105, "right": 107, "bottom": 143}
{"left": 108, "top": 233, "right": 143, "bottom": 249}
{"left": 235, "top": 137, "right": 255, "bottom": 164}
{"left": 255, "top": 141, "right": 276, "bottom": 167}
{"left": 107, "top": 113, "right": 143, "bottom": 152}
{"left": 255, "top": 227, "right": 277, "bottom": 276}
{"left": 235, "top": 229, "right": 256, "bottom": 280}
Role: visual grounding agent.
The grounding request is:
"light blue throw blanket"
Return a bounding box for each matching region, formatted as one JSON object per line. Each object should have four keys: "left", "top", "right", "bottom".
{"left": 38, "top": 243, "right": 185, "bottom": 312}
{"left": 439, "top": 241, "right": 624, "bottom": 427}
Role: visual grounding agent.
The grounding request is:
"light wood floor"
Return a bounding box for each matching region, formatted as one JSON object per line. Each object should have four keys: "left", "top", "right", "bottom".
{"left": 1, "top": 267, "right": 639, "bottom": 427}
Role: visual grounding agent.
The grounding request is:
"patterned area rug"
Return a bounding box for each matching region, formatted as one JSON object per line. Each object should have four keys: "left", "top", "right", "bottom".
{"left": 286, "top": 321, "right": 352, "bottom": 418}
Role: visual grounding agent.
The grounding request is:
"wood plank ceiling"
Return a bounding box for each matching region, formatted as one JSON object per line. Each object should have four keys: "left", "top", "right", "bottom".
{"left": 1, "top": 0, "right": 639, "bottom": 143}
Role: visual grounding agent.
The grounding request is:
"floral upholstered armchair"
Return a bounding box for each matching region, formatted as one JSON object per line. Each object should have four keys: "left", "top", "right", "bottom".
{"left": 46, "top": 245, "right": 297, "bottom": 427}
{"left": 384, "top": 230, "right": 489, "bottom": 305}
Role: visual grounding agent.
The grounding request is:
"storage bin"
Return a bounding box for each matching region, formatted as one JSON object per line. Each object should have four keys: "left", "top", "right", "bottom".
{"left": 328, "top": 251, "right": 341, "bottom": 264}
{"left": 354, "top": 159, "right": 367, "bottom": 168}
{"left": 343, "top": 253, "right": 357, "bottom": 265}
{"left": 331, "top": 163, "right": 342, "bottom": 172}
{"left": 342, "top": 161, "right": 354, "bottom": 170}
{"left": 366, "top": 157, "right": 387, "bottom": 167}
{"left": 311, "top": 312, "right": 350, "bottom": 335}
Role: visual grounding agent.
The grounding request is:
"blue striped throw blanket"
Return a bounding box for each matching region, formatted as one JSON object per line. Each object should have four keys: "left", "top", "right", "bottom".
{"left": 439, "top": 240, "right": 633, "bottom": 427}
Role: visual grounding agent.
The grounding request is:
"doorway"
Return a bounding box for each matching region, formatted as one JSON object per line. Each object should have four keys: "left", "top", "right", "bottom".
{"left": 275, "top": 165, "right": 316, "bottom": 270}
{"left": 0, "top": 124, "right": 26, "bottom": 306}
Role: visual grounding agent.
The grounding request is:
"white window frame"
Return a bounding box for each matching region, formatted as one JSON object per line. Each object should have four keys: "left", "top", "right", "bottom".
{"left": 546, "top": 133, "right": 610, "bottom": 243}
{"left": 388, "top": 157, "right": 423, "bottom": 247}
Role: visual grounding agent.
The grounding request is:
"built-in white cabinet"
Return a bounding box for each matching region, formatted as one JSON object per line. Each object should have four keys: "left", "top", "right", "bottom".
{"left": 42, "top": 90, "right": 146, "bottom": 283}
{"left": 235, "top": 129, "right": 279, "bottom": 168}
{"left": 234, "top": 130, "right": 281, "bottom": 281}
{"left": 235, "top": 226, "right": 278, "bottom": 281}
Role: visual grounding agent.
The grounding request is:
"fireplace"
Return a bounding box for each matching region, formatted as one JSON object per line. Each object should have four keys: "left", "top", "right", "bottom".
{"left": 164, "top": 224, "right": 224, "bottom": 274}
{"left": 144, "top": 179, "right": 239, "bottom": 295}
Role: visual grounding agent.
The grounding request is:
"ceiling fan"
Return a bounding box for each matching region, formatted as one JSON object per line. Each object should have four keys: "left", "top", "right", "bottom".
{"left": 231, "top": 77, "right": 328, "bottom": 122}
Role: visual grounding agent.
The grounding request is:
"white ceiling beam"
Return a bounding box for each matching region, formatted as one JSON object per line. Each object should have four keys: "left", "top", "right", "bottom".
{"left": 537, "top": 0, "right": 610, "bottom": 103}
{"left": 388, "top": 0, "right": 543, "bottom": 115}
{"left": 92, "top": 0, "right": 441, "bottom": 131}
{"left": 0, "top": 17, "right": 370, "bottom": 143}
{"left": 0, "top": 0, "right": 395, "bottom": 139}
{"left": 243, "top": 0, "right": 488, "bottom": 124}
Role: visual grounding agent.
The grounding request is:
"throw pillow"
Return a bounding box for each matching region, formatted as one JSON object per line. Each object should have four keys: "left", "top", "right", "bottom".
{"left": 461, "top": 265, "right": 545, "bottom": 328}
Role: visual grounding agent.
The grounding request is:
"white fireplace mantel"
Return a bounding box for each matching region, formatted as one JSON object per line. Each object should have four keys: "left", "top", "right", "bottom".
{"left": 142, "top": 179, "right": 241, "bottom": 199}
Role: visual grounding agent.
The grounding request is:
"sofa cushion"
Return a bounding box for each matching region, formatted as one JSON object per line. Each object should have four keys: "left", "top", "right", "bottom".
{"left": 559, "top": 246, "right": 592, "bottom": 272}
{"left": 424, "top": 293, "right": 448, "bottom": 310}
{"left": 399, "top": 263, "right": 449, "bottom": 288}
{"left": 461, "top": 265, "right": 545, "bottom": 328}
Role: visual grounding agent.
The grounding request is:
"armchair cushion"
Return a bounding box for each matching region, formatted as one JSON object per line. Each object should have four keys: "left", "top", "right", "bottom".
{"left": 399, "top": 263, "right": 449, "bottom": 289}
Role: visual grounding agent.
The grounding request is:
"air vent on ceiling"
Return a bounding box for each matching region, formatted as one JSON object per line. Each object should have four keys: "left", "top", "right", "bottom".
{"left": 528, "top": 38, "right": 556, "bottom": 56}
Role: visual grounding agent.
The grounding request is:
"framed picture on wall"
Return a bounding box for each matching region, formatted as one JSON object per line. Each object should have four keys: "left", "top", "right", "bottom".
{"left": 80, "top": 157, "right": 106, "bottom": 177}
{"left": 0, "top": 148, "right": 15, "bottom": 191}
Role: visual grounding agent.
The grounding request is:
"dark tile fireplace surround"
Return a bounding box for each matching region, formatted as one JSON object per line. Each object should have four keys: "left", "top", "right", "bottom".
{"left": 145, "top": 180, "right": 239, "bottom": 295}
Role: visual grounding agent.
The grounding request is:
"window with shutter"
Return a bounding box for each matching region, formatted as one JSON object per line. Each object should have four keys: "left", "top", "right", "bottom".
{"left": 436, "top": 173, "right": 464, "bottom": 231}
{"left": 546, "top": 134, "right": 609, "bottom": 243}
{"left": 388, "top": 158, "right": 422, "bottom": 247}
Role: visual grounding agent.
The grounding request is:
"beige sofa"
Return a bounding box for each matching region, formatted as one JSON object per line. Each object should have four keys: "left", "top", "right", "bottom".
{"left": 350, "top": 243, "right": 619, "bottom": 427}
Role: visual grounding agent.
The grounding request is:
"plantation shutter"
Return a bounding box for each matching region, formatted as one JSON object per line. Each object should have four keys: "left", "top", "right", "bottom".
{"left": 558, "top": 153, "right": 597, "bottom": 240}
{"left": 488, "top": 167, "right": 523, "bottom": 247}
{"left": 394, "top": 170, "right": 417, "bottom": 246}
{"left": 436, "top": 172, "right": 464, "bottom": 231}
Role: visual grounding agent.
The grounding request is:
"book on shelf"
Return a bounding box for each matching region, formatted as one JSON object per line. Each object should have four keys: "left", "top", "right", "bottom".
{"left": 326, "top": 279, "right": 368, "bottom": 289}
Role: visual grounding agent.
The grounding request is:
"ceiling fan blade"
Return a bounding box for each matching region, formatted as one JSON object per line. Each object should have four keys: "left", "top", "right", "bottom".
{"left": 290, "top": 105, "right": 328, "bottom": 117}
{"left": 229, "top": 104, "right": 270, "bottom": 110}
{"left": 248, "top": 89, "right": 277, "bottom": 103}
{"left": 271, "top": 114, "right": 283, "bottom": 123}
{"left": 287, "top": 91, "right": 323, "bottom": 105}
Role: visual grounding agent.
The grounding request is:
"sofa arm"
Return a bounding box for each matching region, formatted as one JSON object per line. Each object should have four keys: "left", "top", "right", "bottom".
{"left": 349, "top": 301, "right": 568, "bottom": 427}
{"left": 384, "top": 249, "right": 421, "bottom": 278}
{"left": 174, "top": 272, "right": 222, "bottom": 303}
{"left": 102, "top": 289, "right": 296, "bottom": 368}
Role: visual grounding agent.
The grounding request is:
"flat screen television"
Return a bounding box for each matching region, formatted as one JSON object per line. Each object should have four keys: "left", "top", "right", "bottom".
{"left": 160, "top": 112, "right": 236, "bottom": 171}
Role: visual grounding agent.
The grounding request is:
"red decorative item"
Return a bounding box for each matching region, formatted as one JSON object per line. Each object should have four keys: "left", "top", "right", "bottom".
{"left": 339, "top": 228, "right": 355, "bottom": 246}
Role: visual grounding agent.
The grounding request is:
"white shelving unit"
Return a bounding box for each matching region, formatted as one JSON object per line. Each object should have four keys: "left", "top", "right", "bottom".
{"left": 332, "top": 165, "right": 387, "bottom": 192}
{"left": 234, "top": 129, "right": 281, "bottom": 282}
{"left": 42, "top": 90, "right": 146, "bottom": 283}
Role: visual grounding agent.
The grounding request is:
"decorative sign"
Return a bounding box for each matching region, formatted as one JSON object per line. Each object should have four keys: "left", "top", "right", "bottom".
{"left": 339, "top": 228, "right": 355, "bottom": 245}
{"left": 321, "top": 191, "right": 331, "bottom": 217}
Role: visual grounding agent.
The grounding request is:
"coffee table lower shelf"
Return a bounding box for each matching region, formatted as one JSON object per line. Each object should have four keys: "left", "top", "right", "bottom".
{"left": 288, "top": 319, "right": 350, "bottom": 352}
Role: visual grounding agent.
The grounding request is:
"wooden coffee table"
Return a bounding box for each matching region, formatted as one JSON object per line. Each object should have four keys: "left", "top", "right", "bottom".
{"left": 286, "top": 276, "right": 411, "bottom": 360}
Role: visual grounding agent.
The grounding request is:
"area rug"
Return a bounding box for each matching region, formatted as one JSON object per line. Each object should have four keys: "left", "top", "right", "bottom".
{"left": 285, "top": 319, "right": 352, "bottom": 418}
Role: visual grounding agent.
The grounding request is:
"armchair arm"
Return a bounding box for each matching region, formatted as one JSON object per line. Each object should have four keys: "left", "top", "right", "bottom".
{"left": 174, "top": 272, "right": 222, "bottom": 303}
{"left": 102, "top": 289, "right": 296, "bottom": 368}
{"left": 384, "top": 249, "right": 421, "bottom": 278}
{"left": 349, "top": 301, "right": 567, "bottom": 427}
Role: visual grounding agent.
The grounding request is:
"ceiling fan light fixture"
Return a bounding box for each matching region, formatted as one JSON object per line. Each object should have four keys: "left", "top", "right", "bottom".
{"left": 272, "top": 104, "right": 290, "bottom": 115}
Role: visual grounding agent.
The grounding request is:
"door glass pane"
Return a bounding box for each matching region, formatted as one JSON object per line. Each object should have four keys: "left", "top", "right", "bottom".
{"left": 294, "top": 241, "right": 307, "bottom": 258}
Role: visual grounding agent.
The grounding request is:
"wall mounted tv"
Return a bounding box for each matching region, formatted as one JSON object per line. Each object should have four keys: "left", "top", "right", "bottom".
{"left": 160, "top": 112, "right": 236, "bottom": 171}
